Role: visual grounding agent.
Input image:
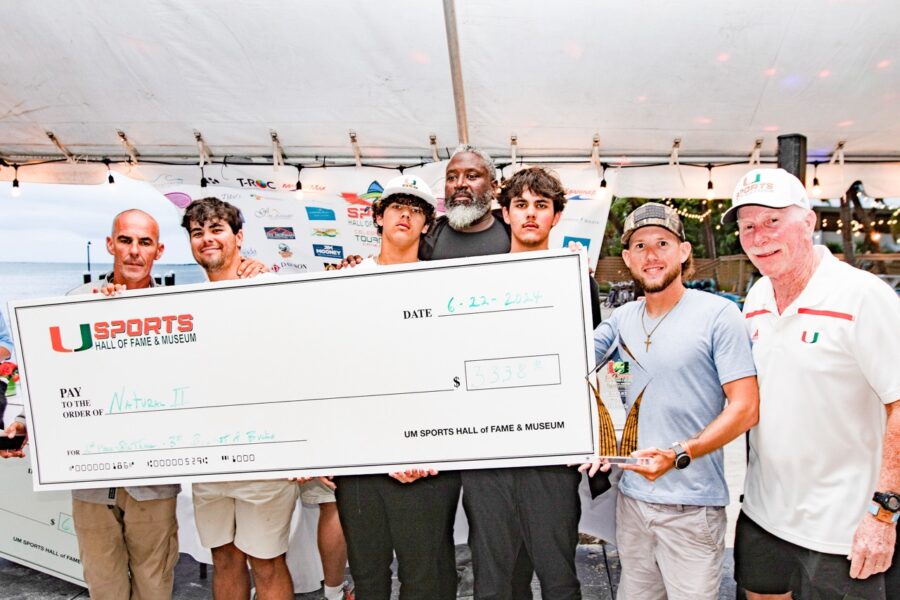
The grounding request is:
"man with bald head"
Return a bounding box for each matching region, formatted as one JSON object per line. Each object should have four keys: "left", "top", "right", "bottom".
{"left": 70, "top": 209, "right": 164, "bottom": 294}
{"left": 64, "top": 209, "right": 181, "bottom": 599}
{"left": 725, "top": 168, "right": 899, "bottom": 600}
{"left": 4, "top": 208, "right": 264, "bottom": 599}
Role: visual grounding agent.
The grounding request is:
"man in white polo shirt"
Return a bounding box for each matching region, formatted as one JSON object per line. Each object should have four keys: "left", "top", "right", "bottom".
{"left": 724, "top": 168, "right": 900, "bottom": 599}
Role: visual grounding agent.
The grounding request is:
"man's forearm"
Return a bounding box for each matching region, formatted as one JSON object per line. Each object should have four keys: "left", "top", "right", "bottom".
{"left": 876, "top": 401, "right": 899, "bottom": 493}
{"left": 684, "top": 375, "right": 759, "bottom": 459}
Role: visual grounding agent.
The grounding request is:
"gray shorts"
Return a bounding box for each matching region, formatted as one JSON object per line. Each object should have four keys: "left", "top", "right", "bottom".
{"left": 615, "top": 490, "right": 726, "bottom": 600}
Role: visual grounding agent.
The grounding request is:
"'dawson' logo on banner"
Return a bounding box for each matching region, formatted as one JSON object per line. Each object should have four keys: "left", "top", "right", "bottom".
{"left": 49, "top": 315, "right": 194, "bottom": 353}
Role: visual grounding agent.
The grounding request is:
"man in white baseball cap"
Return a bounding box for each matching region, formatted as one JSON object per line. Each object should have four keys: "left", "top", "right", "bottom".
{"left": 726, "top": 167, "right": 899, "bottom": 600}
{"left": 331, "top": 173, "right": 463, "bottom": 599}
{"left": 721, "top": 167, "right": 811, "bottom": 223}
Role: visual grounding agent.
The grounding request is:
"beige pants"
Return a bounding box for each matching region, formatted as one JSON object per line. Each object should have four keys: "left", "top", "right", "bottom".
{"left": 72, "top": 491, "right": 179, "bottom": 600}
{"left": 615, "top": 490, "right": 726, "bottom": 600}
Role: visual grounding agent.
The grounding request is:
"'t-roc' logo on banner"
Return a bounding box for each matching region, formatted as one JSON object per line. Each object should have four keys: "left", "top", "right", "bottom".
{"left": 264, "top": 226, "right": 296, "bottom": 240}
{"left": 305, "top": 206, "right": 336, "bottom": 221}
{"left": 49, "top": 315, "right": 194, "bottom": 353}
{"left": 313, "top": 244, "right": 345, "bottom": 260}
{"left": 237, "top": 178, "right": 277, "bottom": 190}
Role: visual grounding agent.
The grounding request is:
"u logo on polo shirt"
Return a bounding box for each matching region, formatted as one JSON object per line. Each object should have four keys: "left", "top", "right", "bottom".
{"left": 800, "top": 330, "right": 820, "bottom": 344}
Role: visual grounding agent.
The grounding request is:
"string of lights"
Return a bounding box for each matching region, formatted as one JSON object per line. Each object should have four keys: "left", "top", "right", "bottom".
{"left": 3, "top": 155, "right": 900, "bottom": 205}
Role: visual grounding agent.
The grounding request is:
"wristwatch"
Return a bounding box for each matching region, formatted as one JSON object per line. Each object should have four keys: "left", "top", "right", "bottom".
{"left": 671, "top": 442, "right": 691, "bottom": 470}
{"left": 873, "top": 491, "right": 900, "bottom": 513}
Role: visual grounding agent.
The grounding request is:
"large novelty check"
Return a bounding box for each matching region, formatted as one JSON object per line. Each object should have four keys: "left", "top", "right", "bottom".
{"left": 10, "top": 249, "right": 598, "bottom": 491}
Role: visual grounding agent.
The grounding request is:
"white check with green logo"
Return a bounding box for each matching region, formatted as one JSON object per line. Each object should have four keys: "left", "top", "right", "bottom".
{"left": 10, "top": 249, "right": 598, "bottom": 491}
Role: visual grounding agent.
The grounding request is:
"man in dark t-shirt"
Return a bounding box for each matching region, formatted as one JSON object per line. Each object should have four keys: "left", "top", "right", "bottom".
{"left": 418, "top": 146, "right": 510, "bottom": 261}
{"left": 420, "top": 146, "right": 601, "bottom": 328}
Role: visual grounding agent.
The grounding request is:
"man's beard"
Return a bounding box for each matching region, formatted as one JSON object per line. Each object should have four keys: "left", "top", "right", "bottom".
{"left": 197, "top": 253, "right": 225, "bottom": 272}
{"left": 634, "top": 262, "right": 681, "bottom": 293}
{"left": 445, "top": 190, "right": 492, "bottom": 229}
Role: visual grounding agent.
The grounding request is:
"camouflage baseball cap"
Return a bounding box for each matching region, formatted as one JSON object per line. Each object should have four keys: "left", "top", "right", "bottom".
{"left": 621, "top": 202, "right": 685, "bottom": 245}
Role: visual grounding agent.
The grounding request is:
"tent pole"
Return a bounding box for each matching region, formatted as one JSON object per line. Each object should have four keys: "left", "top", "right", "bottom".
{"left": 442, "top": 0, "right": 470, "bottom": 145}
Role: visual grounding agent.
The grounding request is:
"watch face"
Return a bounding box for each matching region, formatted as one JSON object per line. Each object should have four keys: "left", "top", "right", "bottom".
{"left": 675, "top": 454, "right": 691, "bottom": 470}
{"left": 888, "top": 495, "right": 900, "bottom": 511}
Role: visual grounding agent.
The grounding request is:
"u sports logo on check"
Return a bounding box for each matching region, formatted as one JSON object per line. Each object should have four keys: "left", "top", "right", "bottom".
{"left": 801, "top": 330, "right": 820, "bottom": 344}
{"left": 49, "top": 324, "right": 93, "bottom": 353}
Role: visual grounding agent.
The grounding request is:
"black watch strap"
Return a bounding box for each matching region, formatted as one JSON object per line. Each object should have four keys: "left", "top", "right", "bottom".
{"left": 873, "top": 491, "right": 900, "bottom": 513}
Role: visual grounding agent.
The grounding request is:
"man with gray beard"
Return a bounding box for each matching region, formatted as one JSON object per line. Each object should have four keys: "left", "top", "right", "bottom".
{"left": 418, "top": 145, "right": 511, "bottom": 260}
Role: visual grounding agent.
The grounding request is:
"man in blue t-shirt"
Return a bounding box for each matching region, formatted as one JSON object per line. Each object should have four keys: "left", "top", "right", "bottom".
{"left": 592, "top": 202, "right": 758, "bottom": 599}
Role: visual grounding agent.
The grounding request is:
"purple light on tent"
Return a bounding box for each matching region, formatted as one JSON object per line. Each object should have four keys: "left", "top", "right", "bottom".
{"left": 165, "top": 192, "right": 193, "bottom": 208}
{"left": 695, "top": 116, "right": 712, "bottom": 125}
{"left": 716, "top": 52, "right": 729, "bottom": 63}
{"left": 837, "top": 120, "right": 854, "bottom": 128}
{"left": 780, "top": 74, "right": 804, "bottom": 89}
{"left": 877, "top": 59, "right": 891, "bottom": 69}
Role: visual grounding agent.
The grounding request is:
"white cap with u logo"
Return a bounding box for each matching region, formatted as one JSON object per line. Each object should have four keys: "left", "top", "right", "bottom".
{"left": 721, "top": 168, "right": 811, "bottom": 224}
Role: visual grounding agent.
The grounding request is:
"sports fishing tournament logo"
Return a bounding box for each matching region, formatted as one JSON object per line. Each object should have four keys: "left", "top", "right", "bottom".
{"left": 607, "top": 360, "right": 632, "bottom": 386}
{"left": 49, "top": 314, "right": 196, "bottom": 353}
{"left": 343, "top": 181, "right": 383, "bottom": 220}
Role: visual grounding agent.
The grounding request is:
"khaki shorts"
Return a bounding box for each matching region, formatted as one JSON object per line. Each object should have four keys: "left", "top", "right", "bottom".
{"left": 192, "top": 480, "right": 298, "bottom": 559}
{"left": 615, "top": 490, "right": 726, "bottom": 600}
{"left": 299, "top": 479, "right": 336, "bottom": 504}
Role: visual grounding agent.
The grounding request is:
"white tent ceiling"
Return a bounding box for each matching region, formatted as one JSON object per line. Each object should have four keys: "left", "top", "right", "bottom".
{"left": 1, "top": 1, "right": 899, "bottom": 192}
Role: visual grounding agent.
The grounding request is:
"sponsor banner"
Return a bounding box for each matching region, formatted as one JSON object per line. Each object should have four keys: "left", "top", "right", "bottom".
{"left": 141, "top": 163, "right": 610, "bottom": 272}
{"left": 10, "top": 250, "right": 597, "bottom": 490}
{"left": 543, "top": 164, "right": 611, "bottom": 267}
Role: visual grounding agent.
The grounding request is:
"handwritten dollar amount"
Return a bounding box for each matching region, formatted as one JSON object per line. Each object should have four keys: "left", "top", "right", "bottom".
{"left": 446, "top": 291, "right": 543, "bottom": 314}
{"left": 465, "top": 355, "right": 561, "bottom": 391}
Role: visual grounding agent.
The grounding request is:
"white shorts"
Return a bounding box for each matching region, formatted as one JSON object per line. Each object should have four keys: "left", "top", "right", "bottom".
{"left": 299, "top": 479, "right": 336, "bottom": 505}
{"left": 192, "top": 480, "right": 299, "bottom": 559}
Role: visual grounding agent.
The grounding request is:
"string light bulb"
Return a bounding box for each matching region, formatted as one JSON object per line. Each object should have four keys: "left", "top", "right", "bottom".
{"left": 294, "top": 165, "right": 304, "bottom": 201}
{"left": 105, "top": 159, "right": 116, "bottom": 189}
{"left": 200, "top": 166, "right": 208, "bottom": 188}
{"left": 11, "top": 164, "right": 20, "bottom": 197}
{"left": 811, "top": 162, "right": 821, "bottom": 197}
{"left": 705, "top": 164, "right": 714, "bottom": 201}
{"left": 599, "top": 163, "right": 607, "bottom": 188}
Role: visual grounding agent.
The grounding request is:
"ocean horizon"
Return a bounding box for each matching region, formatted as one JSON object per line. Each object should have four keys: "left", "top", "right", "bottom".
{"left": 0, "top": 262, "right": 207, "bottom": 325}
